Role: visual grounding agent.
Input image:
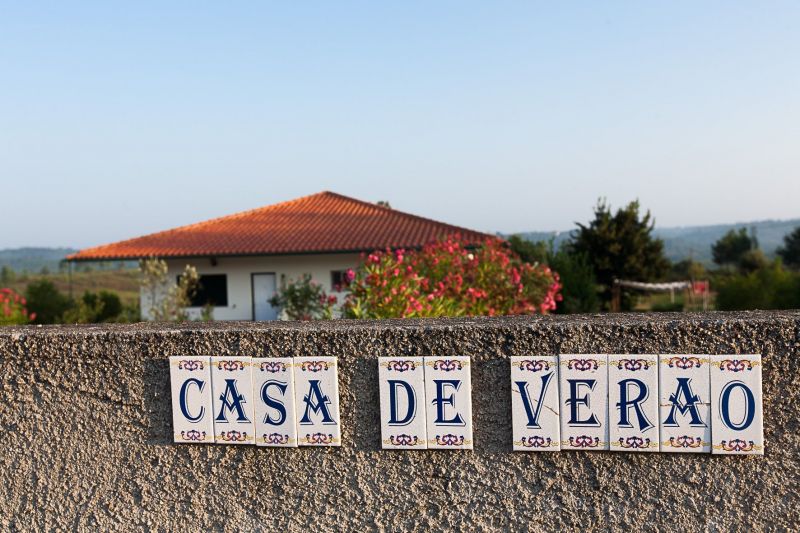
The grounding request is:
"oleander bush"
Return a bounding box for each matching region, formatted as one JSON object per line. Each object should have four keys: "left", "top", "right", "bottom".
{"left": 0, "top": 288, "right": 36, "bottom": 325}
{"left": 343, "top": 234, "right": 561, "bottom": 319}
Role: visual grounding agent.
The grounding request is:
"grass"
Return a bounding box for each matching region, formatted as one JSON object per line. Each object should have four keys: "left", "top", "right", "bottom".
{"left": 4, "top": 268, "right": 140, "bottom": 305}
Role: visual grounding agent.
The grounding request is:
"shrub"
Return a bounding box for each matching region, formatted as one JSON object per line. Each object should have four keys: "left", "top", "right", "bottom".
{"left": 139, "top": 258, "right": 200, "bottom": 321}
{"left": 547, "top": 250, "right": 600, "bottom": 314}
{"left": 715, "top": 263, "right": 800, "bottom": 310}
{"left": 343, "top": 235, "right": 561, "bottom": 319}
{"left": 508, "top": 236, "right": 599, "bottom": 314}
{"left": 0, "top": 288, "right": 36, "bottom": 325}
{"left": 269, "top": 274, "right": 337, "bottom": 320}
{"left": 62, "top": 290, "right": 124, "bottom": 323}
{"left": 25, "top": 279, "right": 71, "bottom": 324}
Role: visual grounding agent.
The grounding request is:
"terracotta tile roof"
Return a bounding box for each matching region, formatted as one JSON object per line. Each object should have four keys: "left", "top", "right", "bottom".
{"left": 67, "top": 191, "right": 496, "bottom": 261}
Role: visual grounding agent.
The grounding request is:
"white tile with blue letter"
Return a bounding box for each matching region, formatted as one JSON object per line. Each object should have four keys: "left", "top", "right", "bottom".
{"left": 378, "top": 357, "right": 427, "bottom": 449}
{"left": 659, "top": 355, "right": 711, "bottom": 453}
{"left": 169, "top": 356, "right": 215, "bottom": 444}
{"left": 609, "top": 354, "right": 659, "bottom": 452}
{"left": 424, "top": 356, "right": 473, "bottom": 450}
{"left": 294, "top": 357, "right": 341, "bottom": 446}
{"left": 210, "top": 356, "right": 256, "bottom": 445}
{"left": 559, "top": 355, "right": 609, "bottom": 451}
{"left": 710, "top": 354, "right": 764, "bottom": 455}
{"left": 253, "top": 357, "right": 298, "bottom": 448}
{"left": 510, "top": 356, "right": 560, "bottom": 451}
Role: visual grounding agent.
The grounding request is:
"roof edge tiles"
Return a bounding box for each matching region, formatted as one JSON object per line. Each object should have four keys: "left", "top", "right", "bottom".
{"left": 67, "top": 191, "right": 496, "bottom": 261}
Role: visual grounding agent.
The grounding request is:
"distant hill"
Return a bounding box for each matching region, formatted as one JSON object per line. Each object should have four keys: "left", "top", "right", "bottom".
{"left": 0, "top": 247, "right": 135, "bottom": 273}
{"left": 0, "top": 247, "right": 78, "bottom": 273}
{"left": 510, "top": 218, "right": 800, "bottom": 265}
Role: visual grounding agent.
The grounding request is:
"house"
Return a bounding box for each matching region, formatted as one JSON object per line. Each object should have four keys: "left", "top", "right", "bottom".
{"left": 67, "top": 191, "right": 493, "bottom": 320}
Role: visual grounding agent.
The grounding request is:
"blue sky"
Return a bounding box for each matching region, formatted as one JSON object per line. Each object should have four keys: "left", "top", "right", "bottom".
{"left": 1, "top": 2, "right": 798, "bottom": 248}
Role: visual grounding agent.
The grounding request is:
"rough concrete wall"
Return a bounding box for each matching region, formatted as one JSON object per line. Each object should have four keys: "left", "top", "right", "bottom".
{"left": 0, "top": 312, "right": 798, "bottom": 532}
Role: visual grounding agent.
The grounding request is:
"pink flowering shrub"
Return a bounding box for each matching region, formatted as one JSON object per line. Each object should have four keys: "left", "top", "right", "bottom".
{"left": 343, "top": 235, "right": 562, "bottom": 319}
{"left": 0, "top": 288, "right": 36, "bottom": 326}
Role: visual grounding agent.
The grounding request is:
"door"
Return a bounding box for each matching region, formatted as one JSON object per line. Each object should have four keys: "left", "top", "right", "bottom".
{"left": 252, "top": 273, "right": 279, "bottom": 321}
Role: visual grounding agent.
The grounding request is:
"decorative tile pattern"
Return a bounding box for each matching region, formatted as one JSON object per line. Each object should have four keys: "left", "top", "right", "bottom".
{"left": 659, "top": 355, "right": 711, "bottom": 453}
{"left": 378, "top": 357, "right": 427, "bottom": 450}
{"left": 559, "top": 355, "right": 609, "bottom": 451}
{"left": 210, "top": 356, "right": 256, "bottom": 445}
{"left": 169, "top": 356, "right": 215, "bottom": 444}
{"left": 424, "top": 356, "right": 473, "bottom": 450}
{"left": 710, "top": 354, "right": 764, "bottom": 455}
{"left": 253, "top": 357, "right": 298, "bottom": 448}
{"left": 609, "top": 354, "right": 659, "bottom": 452}
{"left": 510, "top": 356, "right": 560, "bottom": 451}
{"left": 294, "top": 357, "right": 341, "bottom": 447}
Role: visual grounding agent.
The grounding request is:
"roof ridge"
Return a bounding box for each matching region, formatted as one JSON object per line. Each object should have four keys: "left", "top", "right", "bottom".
{"left": 68, "top": 191, "right": 335, "bottom": 258}
{"left": 67, "top": 190, "right": 496, "bottom": 261}
{"left": 319, "top": 191, "right": 489, "bottom": 238}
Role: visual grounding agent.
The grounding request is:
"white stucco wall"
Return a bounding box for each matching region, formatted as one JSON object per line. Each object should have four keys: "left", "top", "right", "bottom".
{"left": 139, "top": 253, "right": 361, "bottom": 321}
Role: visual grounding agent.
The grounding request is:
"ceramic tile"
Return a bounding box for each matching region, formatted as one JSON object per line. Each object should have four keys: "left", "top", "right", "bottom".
{"left": 378, "top": 357, "right": 427, "bottom": 450}
{"left": 253, "top": 357, "right": 298, "bottom": 448}
{"left": 608, "top": 354, "right": 659, "bottom": 452}
{"left": 210, "top": 356, "right": 256, "bottom": 445}
{"left": 424, "top": 356, "right": 473, "bottom": 450}
{"left": 659, "top": 355, "right": 711, "bottom": 453}
{"left": 169, "top": 356, "right": 215, "bottom": 444}
{"left": 294, "top": 357, "right": 341, "bottom": 446}
{"left": 510, "top": 356, "right": 560, "bottom": 451}
{"left": 710, "top": 354, "right": 764, "bottom": 455}
{"left": 559, "top": 355, "right": 609, "bottom": 451}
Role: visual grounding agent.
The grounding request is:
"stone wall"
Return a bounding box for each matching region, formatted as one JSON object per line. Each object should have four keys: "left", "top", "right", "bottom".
{"left": 0, "top": 312, "right": 797, "bottom": 531}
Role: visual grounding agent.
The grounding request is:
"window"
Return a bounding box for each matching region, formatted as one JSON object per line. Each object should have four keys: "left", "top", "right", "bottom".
{"left": 331, "top": 270, "right": 351, "bottom": 291}
{"left": 179, "top": 274, "right": 228, "bottom": 307}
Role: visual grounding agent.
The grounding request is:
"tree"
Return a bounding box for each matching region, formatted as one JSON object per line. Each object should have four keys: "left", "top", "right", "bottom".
{"left": 507, "top": 235, "right": 548, "bottom": 264}
{"left": 508, "top": 236, "right": 599, "bottom": 314}
{"left": 568, "top": 200, "right": 669, "bottom": 310}
{"left": 777, "top": 227, "right": 800, "bottom": 269}
{"left": 712, "top": 228, "right": 756, "bottom": 269}
{"left": 139, "top": 258, "right": 201, "bottom": 321}
{"left": 25, "top": 280, "right": 70, "bottom": 324}
{"left": 0, "top": 266, "right": 15, "bottom": 284}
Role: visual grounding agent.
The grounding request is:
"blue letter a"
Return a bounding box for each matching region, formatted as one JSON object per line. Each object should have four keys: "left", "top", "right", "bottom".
{"left": 300, "top": 380, "right": 336, "bottom": 425}
{"left": 216, "top": 379, "right": 250, "bottom": 423}
{"left": 514, "top": 372, "right": 554, "bottom": 429}
{"left": 663, "top": 377, "right": 705, "bottom": 427}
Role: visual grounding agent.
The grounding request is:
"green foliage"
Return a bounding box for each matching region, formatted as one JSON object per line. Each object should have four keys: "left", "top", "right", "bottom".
{"left": 777, "top": 226, "right": 800, "bottom": 269}
{"left": 62, "top": 290, "right": 123, "bottom": 323}
{"left": 548, "top": 250, "right": 600, "bottom": 314}
{"left": 506, "top": 235, "right": 548, "bottom": 264}
{"left": 568, "top": 199, "right": 669, "bottom": 310}
{"left": 25, "top": 280, "right": 71, "bottom": 324}
{"left": 508, "top": 236, "right": 599, "bottom": 314}
{"left": 738, "top": 249, "right": 769, "bottom": 274}
{"left": 0, "top": 288, "right": 36, "bottom": 325}
{"left": 669, "top": 259, "right": 707, "bottom": 281}
{"left": 269, "top": 274, "right": 337, "bottom": 320}
{"left": 139, "top": 258, "right": 200, "bottom": 321}
{"left": 712, "top": 228, "right": 756, "bottom": 268}
{"left": 0, "top": 266, "right": 15, "bottom": 284}
{"left": 715, "top": 262, "right": 800, "bottom": 311}
{"left": 344, "top": 235, "right": 561, "bottom": 319}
